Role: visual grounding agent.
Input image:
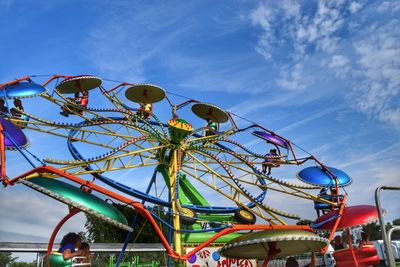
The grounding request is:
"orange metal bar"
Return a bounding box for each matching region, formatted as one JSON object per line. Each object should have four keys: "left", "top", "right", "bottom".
{"left": 10, "top": 165, "right": 317, "bottom": 261}
{"left": 0, "top": 76, "right": 31, "bottom": 89}
{"left": 46, "top": 208, "right": 81, "bottom": 267}
{"left": 346, "top": 228, "right": 360, "bottom": 267}
{"left": 321, "top": 194, "right": 347, "bottom": 254}
{"left": 7, "top": 165, "right": 178, "bottom": 257}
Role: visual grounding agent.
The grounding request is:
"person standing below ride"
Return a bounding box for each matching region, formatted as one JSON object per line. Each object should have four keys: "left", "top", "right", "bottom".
{"left": 262, "top": 148, "right": 279, "bottom": 175}
{"left": 359, "top": 231, "right": 374, "bottom": 249}
{"left": 136, "top": 102, "right": 153, "bottom": 119}
{"left": 0, "top": 99, "right": 9, "bottom": 116}
{"left": 58, "top": 232, "right": 84, "bottom": 261}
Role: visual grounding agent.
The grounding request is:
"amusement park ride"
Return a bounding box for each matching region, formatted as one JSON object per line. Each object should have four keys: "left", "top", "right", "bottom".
{"left": 0, "top": 75, "right": 381, "bottom": 266}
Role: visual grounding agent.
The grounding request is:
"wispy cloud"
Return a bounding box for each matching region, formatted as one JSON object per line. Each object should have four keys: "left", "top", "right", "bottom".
{"left": 250, "top": 1, "right": 400, "bottom": 129}
{"left": 338, "top": 142, "right": 400, "bottom": 169}
{"left": 277, "top": 106, "right": 342, "bottom": 134}
{"left": 277, "top": 63, "right": 311, "bottom": 91}
{"left": 326, "top": 54, "right": 350, "bottom": 78}
{"left": 250, "top": 0, "right": 352, "bottom": 61}
{"left": 349, "top": 19, "right": 400, "bottom": 128}
{"left": 0, "top": 186, "right": 86, "bottom": 240}
{"left": 85, "top": 2, "right": 195, "bottom": 82}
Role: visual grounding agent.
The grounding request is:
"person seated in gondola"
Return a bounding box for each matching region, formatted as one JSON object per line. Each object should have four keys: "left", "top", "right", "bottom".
{"left": 10, "top": 99, "right": 28, "bottom": 128}
{"left": 58, "top": 232, "right": 84, "bottom": 261}
{"left": 0, "top": 99, "right": 9, "bottom": 117}
{"left": 136, "top": 102, "right": 153, "bottom": 119}
{"left": 262, "top": 148, "right": 280, "bottom": 175}
{"left": 314, "top": 187, "right": 328, "bottom": 217}
{"left": 60, "top": 91, "right": 89, "bottom": 117}
{"left": 358, "top": 232, "right": 374, "bottom": 249}
{"left": 205, "top": 118, "right": 218, "bottom": 137}
{"left": 78, "top": 242, "right": 92, "bottom": 265}
{"left": 80, "top": 90, "right": 89, "bottom": 108}
{"left": 332, "top": 235, "right": 346, "bottom": 250}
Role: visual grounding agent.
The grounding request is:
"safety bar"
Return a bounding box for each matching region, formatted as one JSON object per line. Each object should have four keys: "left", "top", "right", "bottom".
{"left": 375, "top": 185, "right": 400, "bottom": 267}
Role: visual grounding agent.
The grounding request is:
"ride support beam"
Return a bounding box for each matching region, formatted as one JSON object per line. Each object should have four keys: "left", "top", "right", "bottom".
{"left": 169, "top": 149, "right": 182, "bottom": 255}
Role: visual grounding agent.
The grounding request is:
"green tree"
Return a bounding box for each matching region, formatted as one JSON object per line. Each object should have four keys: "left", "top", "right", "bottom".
{"left": 85, "top": 203, "right": 168, "bottom": 243}
{"left": 362, "top": 221, "right": 382, "bottom": 241}
{"left": 296, "top": 219, "right": 314, "bottom": 226}
{"left": 0, "top": 252, "right": 17, "bottom": 266}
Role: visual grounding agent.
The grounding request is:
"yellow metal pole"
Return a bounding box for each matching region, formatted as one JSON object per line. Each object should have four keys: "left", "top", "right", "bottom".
{"left": 169, "top": 149, "right": 182, "bottom": 255}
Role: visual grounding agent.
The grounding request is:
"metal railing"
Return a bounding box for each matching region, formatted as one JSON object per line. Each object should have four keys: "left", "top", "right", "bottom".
{"left": 375, "top": 185, "right": 400, "bottom": 267}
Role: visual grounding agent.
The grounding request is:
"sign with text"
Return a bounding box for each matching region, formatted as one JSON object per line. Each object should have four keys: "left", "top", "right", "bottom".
{"left": 185, "top": 246, "right": 257, "bottom": 267}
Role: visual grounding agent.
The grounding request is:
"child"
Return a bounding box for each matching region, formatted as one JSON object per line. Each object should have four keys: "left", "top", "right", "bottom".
{"left": 136, "top": 102, "right": 153, "bottom": 119}
{"left": 58, "top": 232, "right": 83, "bottom": 260}
{"left": 0, "top": 99, "right": 9, "bottom": 116}
{"left": 359, "top": 232, "right": 374, "bottom": 249}
{"left": 262, "top": 149, "right": 280, "bottom": 175}
{"left": 60, "top": 91, "right": 88, "bottom": 117}
{"left": 10, "top": 99, "right": 28, "bottom": 128}
{"left": 79, "top": 242, "right": 92, "bottom": 265}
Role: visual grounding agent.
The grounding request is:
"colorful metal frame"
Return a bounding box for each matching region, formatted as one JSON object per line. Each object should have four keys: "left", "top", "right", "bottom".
{"left": 0, "top": 74, "right": 377, "bottom": 266}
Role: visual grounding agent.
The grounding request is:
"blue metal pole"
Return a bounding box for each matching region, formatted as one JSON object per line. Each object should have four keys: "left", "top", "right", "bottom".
{"left": 115, "top": 169, "right": 158, "bottom": 267}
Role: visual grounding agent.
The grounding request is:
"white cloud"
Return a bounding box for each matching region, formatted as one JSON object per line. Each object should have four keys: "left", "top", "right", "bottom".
{"left": 338, "top": 142, "right": 400, "bottom": 169}
{"left": 377, "top": 1, "right": 400, "bottom": 13}
{"left": 327, "top": 54, "right": 351, "bottom": 78}
{"left": 350, "top": 19, "right": 400, "bottom": 128}
{"left": 277, "top": 63, "right": 310, "bottom": 91}
{"left": 277, "top": 106, "right": 342, "bottom": 134}
{"left": 349, "top": 1, "right": 363, "bottom": 14}
{"left": 281, "top": 0, "right": 301, "bottom": 19}
{"left": 250, "top": 0, "right": 349, "bottom": 60}
{"left": 0, "top": 186, "right": 86, "bottom": 241}
{"left": 250, "top": 3, "right": 275, "bottom": 60}
{"left": 85, "top": 2, "right": 194, "bottom": 82}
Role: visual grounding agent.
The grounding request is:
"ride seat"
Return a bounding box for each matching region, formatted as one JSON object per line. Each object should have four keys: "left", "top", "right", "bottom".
{"left": 48, "top": 252, "right": 91, "bottom": 267}
{"left": 314, "top": 194, "right": 344, "bottom": 210}
{"left": 48, "top": 252, "right": 72, "bottom": 267}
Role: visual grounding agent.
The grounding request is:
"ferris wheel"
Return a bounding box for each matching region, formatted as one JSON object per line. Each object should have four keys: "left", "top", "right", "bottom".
{"left": 0, "top": 75, "right": 379, "bottom": 266}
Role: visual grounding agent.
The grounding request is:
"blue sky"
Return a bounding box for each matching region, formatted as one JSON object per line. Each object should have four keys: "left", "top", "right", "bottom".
{"left": 1, "top": 0, "right": 400, "bottom": 260}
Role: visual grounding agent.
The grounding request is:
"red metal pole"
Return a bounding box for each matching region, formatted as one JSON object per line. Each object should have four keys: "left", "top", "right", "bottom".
{"left": 346, "top": 228, "right": 359, "bottom": 267}
{"left": 41, "top": 74, "right": 68, "bottom": 87}
{"left": 106, "top": 82, "right": 134, "bottom": 93}
{"left": 46, "top": 208, "right": 81, "bottom": 267}
{"left": 0, "top": 121, "right": 6, "bottom": 180}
